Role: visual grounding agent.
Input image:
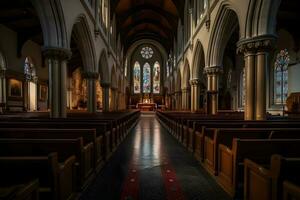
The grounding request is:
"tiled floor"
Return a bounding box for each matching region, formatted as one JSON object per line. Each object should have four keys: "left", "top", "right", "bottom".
{"left": 80, "top": 114, "right": 231, "bottom": 200}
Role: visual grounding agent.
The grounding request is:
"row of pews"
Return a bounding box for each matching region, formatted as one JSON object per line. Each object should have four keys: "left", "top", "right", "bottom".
{"left": 0, "top": 110, "right": 140, "bottom": 200}
{"left": 156, "top": 111, "right": 300, "bottom": 200}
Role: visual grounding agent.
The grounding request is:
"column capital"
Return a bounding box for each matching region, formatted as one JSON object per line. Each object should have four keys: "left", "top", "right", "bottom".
{"left": 237, "top": 35, "right": 276, "bottom": 54}
{"left": 83, "top": 72, "right": 99, "bottom": 80}
{"left": 204, "top": 66, "right": 223, "bottom": 75}
{"left": 42, "top": 47, "right": 72, "bottom": 60}
{"left": 100, "top": 82, "right": 110, "bottom": 88}
{"left": 189, "top": 78, "right": 201, "bottom": 86}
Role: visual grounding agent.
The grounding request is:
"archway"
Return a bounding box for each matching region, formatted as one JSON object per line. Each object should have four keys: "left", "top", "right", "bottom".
{"left": 175, "top": 69, "right": 182, "bottom": 110}
{"left": 68, "top": 15, "right": 97, "bottom": 112}
{"left": 206, "top": 5, "right": 240, "bottom": 114}
{"left": 0, "top": 52, "right": 6, "bottom": 112}
{"left": 192, "top": 41, "right": 206, "bottom": 111}
{"left": 182, "top": 60, "right": 191, "bottom": 110}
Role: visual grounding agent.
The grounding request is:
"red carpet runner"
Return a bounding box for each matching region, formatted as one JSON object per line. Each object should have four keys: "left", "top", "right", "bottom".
{"left": 120, "top": 149, "right": 185, "bottom": 200}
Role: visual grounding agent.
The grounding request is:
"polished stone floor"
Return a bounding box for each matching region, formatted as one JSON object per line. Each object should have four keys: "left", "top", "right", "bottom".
{"left": 80, "top": 114, "right": 231, "bottom": 200}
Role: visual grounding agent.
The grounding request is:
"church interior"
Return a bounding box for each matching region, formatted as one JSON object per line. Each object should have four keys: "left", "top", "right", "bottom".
{"left": 0, "top": 0, "right": 300, "bottom": 199}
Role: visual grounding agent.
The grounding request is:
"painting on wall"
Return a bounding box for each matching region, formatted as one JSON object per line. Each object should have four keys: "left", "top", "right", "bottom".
{"left": 8, "top": 79, "right": 22, "bottom": 97}
{"left": 39, "top": 84, "right": 48, "bottom": 101}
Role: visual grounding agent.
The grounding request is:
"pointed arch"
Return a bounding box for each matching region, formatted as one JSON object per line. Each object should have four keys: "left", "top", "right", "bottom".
{"left": 183, "top": 59, "right": 191, "bottom": 89}
{"left": 153, "top": 61, "right": 161, "bottom": 94}
{"left": 111, "top": 65, "right": 117, "bottom": 89}
{"left": 192, "top": 41, "right": 205, "bottom": 80}
{"left": 175, "top": 69, "right": 181, "bottom": 92}
{"left": 143, "top": 62, "right": 151, "bottom": 93}
{"left": 99, "top": 50, "right": 110, "bottom": 84}
{"left": 71, "top": 14, "right": 96, "bottom": 72}
{"left": 133, "top": 61, "right": 141, "bottom": 94}
{"left": 31, "top": 0, "right": 68, "bottom": 48}
{"left": 0, "top": 52, "right": 7, "bottom": 70}
{"left": 245, "top": 0, "right": 281, "bottom": 38}
{"left": 207, "top": 4, "right": 240, "bottom": 68}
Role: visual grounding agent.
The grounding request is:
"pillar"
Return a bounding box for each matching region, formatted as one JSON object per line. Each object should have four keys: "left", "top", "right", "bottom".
{"left": 256, "top": 50, "right": 269, "bottom": 120}
{"left": 182, "top": 87, "right": 191, "bottom": 111}
{"left": 204, "top": 67, "right": 222, "bottom": 115}
{"left": 237, "top": 37, "right": 275, "bottom": 120}
{"left": 190, "top": 79, "right": 201, "bottom": 112}
{"left": 84, "top": 72, "right": 99, "bottom": 113}
{"left": 43, "top": 48, "right": 71, "bottom": 118}
{"left": 175, "top": 91, "right": 182, "bottom": 110}
{"left": 101, "top": 83, "right": 110, "bottom": 112}
{"left": 0, "top": 69, "right": 6, "bottom": 113}
{"left": 110, "top": 87, "right": 117, "bottom": 111}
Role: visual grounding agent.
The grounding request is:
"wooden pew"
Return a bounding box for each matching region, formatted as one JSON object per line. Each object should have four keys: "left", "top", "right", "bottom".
{"left": 203, "top": 128, "right": 275, "bottom": 175}
{"left": 0, "top": 121, "right": 112, "bottom": 160}
{"left": 217, "top": 139, "right": 300, "bottom": 198}
{"left": 0, "top": 179, "right": 39, "bottom": 200}
{"left": 0, "top": 128, "right": 103, "bottom": 171}
{"left": 283, "top": 181, "right": 300, "bottom": 200}
{"left": 0, "top": 138, "right": 92, "bottom": 190}
{"left": 0, "top": 153, "right": 76, "bottom": 200}
{"left": 244, "top": 154, "right": 300, "bottom": 200}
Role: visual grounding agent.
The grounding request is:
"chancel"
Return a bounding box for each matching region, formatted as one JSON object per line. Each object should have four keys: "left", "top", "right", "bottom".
{"left": 1, "top": 0, "right": 300, "bottom": 199}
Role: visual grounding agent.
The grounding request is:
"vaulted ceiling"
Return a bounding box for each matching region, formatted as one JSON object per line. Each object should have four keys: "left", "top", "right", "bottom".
{"left": 111, "top": 0, "right": 184, "bottom": 52}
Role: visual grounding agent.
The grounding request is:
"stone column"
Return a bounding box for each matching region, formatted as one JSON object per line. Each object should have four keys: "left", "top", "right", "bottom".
{"left": 43, "top": 48, "right": 71, "bottom": 118}
{"left": 237, "top": 37, "right": 275, "bottom": 120}
{"left": 101, "top": 83, "right": 110, "bottom": 112}
{"left": 255, "top": 41, "right": 273, "bottom": 120}
{"left": 175, "top": 91, "right": 182, "bottom": 110}
{"left": 0, "top": 69, "right": 6, "bottom": 113}
{"left": 84, "top": 72, "right": 99, "bottom": 113}
{"left": 110, "top": 87, "right": 117, "bottom": 111}
{"left": 190, "top": 79, "right": 201, "bottom": 112}
{"left": 182, "top": 87, "right": 191, "bottom": 111}
{"left": 204, "top": 67, "right": 222, "bottom": 115}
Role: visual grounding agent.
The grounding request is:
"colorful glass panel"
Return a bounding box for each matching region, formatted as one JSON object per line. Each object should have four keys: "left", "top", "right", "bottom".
{"left": 133, "top": 61, "right": 141, "bottom": 94}
{"left": 153, "top": 62, "right": 160, "bottom": 94}
{"left": 143, "top": 62, "right": 151, "bottom": 93}
{"left": 274, "top": 49, "right": 289, "bottom": 105}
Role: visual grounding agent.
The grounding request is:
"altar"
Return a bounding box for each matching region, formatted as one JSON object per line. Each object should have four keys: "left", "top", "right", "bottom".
{"left": 136, "top": 103, "right": 157, "bottom": 111}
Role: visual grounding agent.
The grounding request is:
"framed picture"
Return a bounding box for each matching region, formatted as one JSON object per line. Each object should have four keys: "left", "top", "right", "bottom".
{"left": 8, "top": 79, "right": 23, "bottom": 97}
{"left": 39, "top": 84, "right": 48, "bottom": 101}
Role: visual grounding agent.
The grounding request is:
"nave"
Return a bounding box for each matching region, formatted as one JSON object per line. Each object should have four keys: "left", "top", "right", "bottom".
{"left": 81, "top": 113, "right": 230, "bottom": 200}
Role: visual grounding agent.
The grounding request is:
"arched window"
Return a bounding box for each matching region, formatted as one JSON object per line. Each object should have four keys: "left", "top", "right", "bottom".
{"left": 274, "top": 49, "right": 289, "bottom": 105}
{"left": 143, "top": 62, "right": 151, "bottom": 93}
{"left": 124, "top": 58, "right": 128, "bottom": 77}
{"left": 240, "top": 68, "right": 245, "bottom": 107}
{"left": 0, "top": 52, "right": 6, "bottom": 70}
{"left": 153, "top": 62, "right": 160, "bottom": 94}
{"left": 24, "top": 57, "right": 36, "bottom": 81}
{"left": 133, "top": 61, "right": 141, "bottom": 94}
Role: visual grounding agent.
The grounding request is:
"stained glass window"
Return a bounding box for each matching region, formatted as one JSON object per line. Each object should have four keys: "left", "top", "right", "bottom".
{"left": 143, "top": 62, "right": 151, "bottom": 93}
{"left": 133, "top": 61, "right": 141, "bottom": 94}
{"left": 274, "top": 49, "right": 289, "bottom": 105}
{"left": 240, "top": 68, "right": 245, "bottom": 107}
{"left": 153, "top": 62, "right": 160, "bottom": 94}
{"left": 0, "top": 53, "right": 5, "bottom": 69}
{"left": 141, "top": 47, "right": 153, "bottom": 59}
{"left": 124, "top": 58, "right": 128, "bottom": 77}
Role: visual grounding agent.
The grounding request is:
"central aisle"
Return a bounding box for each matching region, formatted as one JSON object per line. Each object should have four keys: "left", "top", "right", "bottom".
{"left": 80, "top": 114, "right": 231, "bottom": 200}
